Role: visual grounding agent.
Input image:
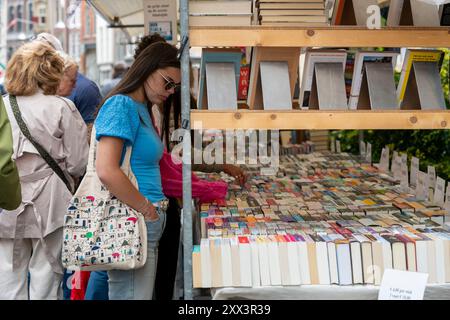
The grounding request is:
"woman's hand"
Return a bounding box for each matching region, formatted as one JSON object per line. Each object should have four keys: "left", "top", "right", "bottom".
{"left": 96, "top": 136, "right": 157, "bottom": 217}
{"left": 142, "top": 204, "right": 159, "bottom": 222}
{"left": 223, "top": 164, "right": 247, "bottom": 185}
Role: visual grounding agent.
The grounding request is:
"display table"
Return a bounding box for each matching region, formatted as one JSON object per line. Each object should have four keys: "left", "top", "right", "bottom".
{"left": 211, "top": 284, "right": 450, "bottom": 300}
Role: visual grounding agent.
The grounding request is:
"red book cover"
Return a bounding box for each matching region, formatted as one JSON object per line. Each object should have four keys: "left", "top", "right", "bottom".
{"left": 238, "top": 236, "right": 250, "bottom": 244}
{"left": 238, "top": 65, "right": 250, "bottom": 100}
{"left": 216, "top": 199, "right": 227, "bottom": 207}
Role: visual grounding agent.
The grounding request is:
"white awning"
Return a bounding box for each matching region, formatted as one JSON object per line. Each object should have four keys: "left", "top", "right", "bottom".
{"left": 87, "top": 0, "right": 144, "bottom": 39}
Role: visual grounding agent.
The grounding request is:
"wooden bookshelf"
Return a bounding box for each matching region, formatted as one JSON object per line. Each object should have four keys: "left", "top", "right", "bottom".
{"left": 191, "top": 110, "right": 450, "bottom": 130}
{"left": 189, "top": 26, "right": 450, "bottom": 48}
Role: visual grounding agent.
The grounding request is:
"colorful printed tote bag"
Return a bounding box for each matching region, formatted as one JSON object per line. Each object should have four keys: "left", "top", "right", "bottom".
{"left": 62, "top": 129, "right": 147, "bottom": 271}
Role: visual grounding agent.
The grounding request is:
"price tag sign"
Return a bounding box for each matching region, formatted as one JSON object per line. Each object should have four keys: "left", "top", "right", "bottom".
{"left": 410, "top": 157, "right": 419, "bottom": 187}
{"left": 378, "top": 269, "right": 428, "bottom": 300}
{"left": 444, "top": 185, "right": 450, "bottom": 213}
{"left": 379, "top": 147, "right": 390, "bottom": 172}
{"left": 428, "top": 166, "right": 436, "bottom": 189}
{"left": 416, "top": 171, "right": 427, "bottom": 200}
{"left": 366, "top": 143, "right": 372, "bottom": 164}
{"left": 360, "top": 141, "right": 366, "bottom": 157}
{"left": 391, "top": 151, "right": 400, "bottom": 179}
{"left": 400, "top": 162, "right": 409, "bottom": 191}
{"left": 434, "top": 177, "right": 446, "bottom": 206}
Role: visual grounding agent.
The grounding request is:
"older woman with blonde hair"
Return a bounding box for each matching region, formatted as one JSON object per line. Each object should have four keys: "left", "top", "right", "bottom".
{"left": 0, "top": 41, "right": 88, "bottom": 300}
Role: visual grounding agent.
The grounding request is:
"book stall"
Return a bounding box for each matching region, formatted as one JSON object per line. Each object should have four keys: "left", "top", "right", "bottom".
{"left": 178, "top": 0, "right": 450, "bottom": 300}
{"left": 192, "top": 150, "right": 450, "bottom": 299}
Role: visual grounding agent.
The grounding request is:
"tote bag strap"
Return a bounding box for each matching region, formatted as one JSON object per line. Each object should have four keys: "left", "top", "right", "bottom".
{"left": 9, "top": 95, "right": 73, "bottom": 193}
{"left": 89, "top": 126, "right": 133, "bottom": 178}
{"left": 86, "top": 127, "right": 98, "bottom": 173}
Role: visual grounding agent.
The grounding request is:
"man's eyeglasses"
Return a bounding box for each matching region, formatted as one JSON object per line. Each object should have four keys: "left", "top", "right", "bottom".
{"left": 157, "top": 71, "right": 181, "bottom": 91}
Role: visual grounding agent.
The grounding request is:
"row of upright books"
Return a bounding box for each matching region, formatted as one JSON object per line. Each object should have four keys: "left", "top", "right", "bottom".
{"left": 188, "top": 0, "right": 450, "bottom": 27}
{"left": 194, "top": 230, "right": 450, "bottom": 288}
{"left": 192, "top": 151, "right": 450, "bottom": 288}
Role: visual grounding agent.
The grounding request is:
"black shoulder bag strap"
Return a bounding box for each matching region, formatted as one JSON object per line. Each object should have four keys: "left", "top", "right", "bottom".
{"left": 9, "top": 95, "right": 73, "bottom": 193}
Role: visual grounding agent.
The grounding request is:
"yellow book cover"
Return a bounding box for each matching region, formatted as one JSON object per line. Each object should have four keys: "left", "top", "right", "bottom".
{"left": 397, "top": 49, "right": 443, "bottom": 102}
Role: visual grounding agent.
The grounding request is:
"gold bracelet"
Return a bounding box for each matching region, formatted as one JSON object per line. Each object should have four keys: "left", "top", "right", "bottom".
{"left": 136, "top": 198, "right": 149, "bottom": 212}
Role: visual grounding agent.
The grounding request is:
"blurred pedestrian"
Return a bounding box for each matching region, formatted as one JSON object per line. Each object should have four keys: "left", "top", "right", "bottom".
{"left": 0, "top": 41, "right": 88, "bottom": 300}
{"left": 100, "top": 61, "right": 128, "bottom": 98}
{"left": 34, "top": 33, "right": 101, "bottom": 125}
{"left": 34, "top": 33, "right": 99, "bottom": 299}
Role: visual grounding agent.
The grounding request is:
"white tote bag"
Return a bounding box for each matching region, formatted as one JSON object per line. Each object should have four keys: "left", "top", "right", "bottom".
{"left": 62, "top": 129, "right": 147, "bottom": 271}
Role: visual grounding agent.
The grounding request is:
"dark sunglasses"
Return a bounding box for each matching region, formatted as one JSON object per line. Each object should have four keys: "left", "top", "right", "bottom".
{"left": 158, "top": 71, "right": 181, "bottom": 91}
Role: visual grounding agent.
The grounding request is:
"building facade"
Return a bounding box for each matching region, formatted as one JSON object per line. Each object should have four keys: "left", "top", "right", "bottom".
{"left": 80, "top": 0, "right": 98, "bottom": 82}
{"left": 0, "top": 0, "right": 7, "bottom": 79}
{"left": 6, "top": 0, "right": 35, "bottom": 60}
{"left": 96, "top": 14, "right": 136, "bottom": 86}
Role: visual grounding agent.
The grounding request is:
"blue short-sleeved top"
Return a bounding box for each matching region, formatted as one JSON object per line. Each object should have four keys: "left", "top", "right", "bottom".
{"left": 94, "top": 94, "right": 165, "bottom": 203}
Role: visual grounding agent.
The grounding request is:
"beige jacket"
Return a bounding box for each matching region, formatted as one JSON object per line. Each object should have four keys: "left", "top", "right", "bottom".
{"left": 0, "top": 91, "right": 88, "bottom": 273}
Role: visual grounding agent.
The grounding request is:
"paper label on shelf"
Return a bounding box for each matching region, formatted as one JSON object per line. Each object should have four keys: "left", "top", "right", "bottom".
{"left": 400, "top": 162, "right": 409, "bottom": 191}
{"left": 410, "top": 157, "right": 419, "bottom": 187}
{"left": 379, "top": 147, "right": 390, "bottom": 173}
{"left": 444, "top": 185, "right": 450, "bottom": 213}
{"left": 392, "top": 151, "right": 401, "bottom": 180}
{"left": 416, "top": 171, "right": 428, "bottom": 200}
{"left": 434, "top": 176, "right": 446, "bottom": 206}
{"left": 366, "top": 143, "right": 372, "bottom": 164}
{"left": 378, "top": 269, "right": 428, "bottom": 300}
{"left": 336, "top": 140, "right": 341, "bottom": 153}
{"left": 428, "top": 166, "right": 436, "bottom": 189}
{"left": 360, "top": 141, "right": 366, "bottom": 157}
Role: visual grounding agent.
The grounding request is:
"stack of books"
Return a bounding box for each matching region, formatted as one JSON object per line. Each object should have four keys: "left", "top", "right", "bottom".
{"left": 193, "top": 152, "right": 450, "bottom": 288}
{"left": 189, "top": 0, "right": 253, "bottom": 26}
{"left": 308, "top": 130, "right": 329, "bottom": 152}
{"left": 256, "top": 0, "right": 329, "bottom": 26}
{"left": 280, "top": 141, "right": 315, "bottom": 155}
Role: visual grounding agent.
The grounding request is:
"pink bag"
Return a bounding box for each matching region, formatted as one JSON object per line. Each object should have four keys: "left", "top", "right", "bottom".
{"left": 159, "top": 151, "right": 228, "bottom": 203}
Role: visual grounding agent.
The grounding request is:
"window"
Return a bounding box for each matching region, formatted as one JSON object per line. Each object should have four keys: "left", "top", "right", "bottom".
{"left": 38, "top": 4, "right": 46, "bottom": 25}
{"left": 85, "top": 12, "right": 91, "bottom": 37}
{"left": 28, "top": 2, "right": 33, "bottom": 32}
{"left": 7, "top": 47, "right": 13, "bottom": 60}
{"left": 8, "top": 6, "right": 14, "bottom": 29}
{"left": 16, "top": 5, "right": 22, "bottom": 33}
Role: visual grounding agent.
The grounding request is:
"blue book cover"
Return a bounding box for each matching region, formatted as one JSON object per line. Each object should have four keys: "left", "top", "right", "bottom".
{"left": 198, "top": 48, "right": 243, "bottom": 109}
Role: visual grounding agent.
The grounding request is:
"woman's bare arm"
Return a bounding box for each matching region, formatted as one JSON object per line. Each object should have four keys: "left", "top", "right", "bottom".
{"left": 95, "top": 136, "right": 158, "bottom": 221}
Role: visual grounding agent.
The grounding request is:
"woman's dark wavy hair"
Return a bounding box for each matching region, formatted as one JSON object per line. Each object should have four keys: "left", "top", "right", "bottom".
{"left": 133, "top": 34, "right": 196, "bottom": 150}
{"left": 134, "top": 33, "right": 166, "bottom": 59}
{"left": 161, "top": 92, "right": 197, "bottom": 150}
{"left": 99, "top": 41, "right": 180, "bottom": 110}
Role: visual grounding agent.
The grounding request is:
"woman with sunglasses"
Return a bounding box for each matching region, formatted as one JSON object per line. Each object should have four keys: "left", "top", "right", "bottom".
{"left": 94, "top": 42, "right": 180, "bottom": 300}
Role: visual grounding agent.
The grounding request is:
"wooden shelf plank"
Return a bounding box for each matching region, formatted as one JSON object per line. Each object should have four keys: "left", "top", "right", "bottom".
{"left": 189, "top": 26, "right": 450, "bottom": 47}
{"left": 191, "top": 110, "right": 450, "bottom": 130}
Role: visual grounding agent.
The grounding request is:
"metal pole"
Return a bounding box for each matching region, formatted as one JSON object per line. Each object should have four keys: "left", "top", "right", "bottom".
{"left": 65, "top": 0, "right": 69, "bottom": 53}
{"left": 180, "top": 0, "right": 193, "bottom": 301}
